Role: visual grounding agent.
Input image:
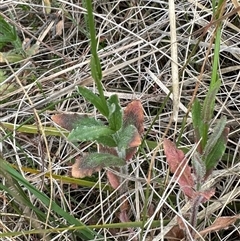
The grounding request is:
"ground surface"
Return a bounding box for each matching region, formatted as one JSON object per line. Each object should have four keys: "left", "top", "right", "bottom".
{"left": 0, "top": 1, "right": 240, "bottom": 240}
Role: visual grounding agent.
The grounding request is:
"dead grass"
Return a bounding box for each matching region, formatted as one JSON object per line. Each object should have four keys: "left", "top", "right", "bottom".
{"left": 0, "top": 0, "right": 240, "bottom": 240}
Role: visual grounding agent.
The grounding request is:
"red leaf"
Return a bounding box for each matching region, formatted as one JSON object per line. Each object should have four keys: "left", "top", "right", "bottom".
{"left": 166, "top": 225, "right": 185, "bottom": 241}
{"left": 107, "top": 170, "right": 120, "bottom": 189}
{"left": 119, "top": 210, "right": 130, "bottom": 223}
{"left": 128, "top": 131, "right": 142, "bottom": 148}
{"left": 125, "top": 147, "right": 137, "bottom": 161}
{"left": 99, "top": 145, "right": 118, "bottom": 156}
{"left": 72, "top": 156, "right": 101, "bottom": 178}
{"left": 123, "top": 100, "right": 144, "bottom": 160}
{"left": 71, "top": 153, "right": 125, "bottom": 178}
{"left": 118, "top": 198, "right": 130, "bottom": 222}
{"left": 163, "top": 138, "right": 195, "bottom": 199}
{"left": 123, "top": 100, "right": 144, "bottom": 135}
{"left": 125, "top": 130, "right": 141, "bottom": 160}
{"left": 197, "top": 188, "right": 215, "bottom": 203}
{"left": 52, "top": 113, "right": 86, "bottom": 131}
{"left": 196, "top": 215, "right": 240, "bottom": 238}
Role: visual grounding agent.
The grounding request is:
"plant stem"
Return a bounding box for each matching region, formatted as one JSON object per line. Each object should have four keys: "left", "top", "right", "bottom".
{"left": 189, "top": 195, "right": 204, "bottom": 240}
{"left": 85, "top": 0, "right": 107, "bottom": 108}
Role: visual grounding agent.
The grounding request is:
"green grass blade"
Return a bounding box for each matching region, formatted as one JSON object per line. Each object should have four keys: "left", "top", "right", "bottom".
{"left": 1, "top": 159, "right": 100, "bottom": 240}
{"left": 0, "top": 181, "right": 48, "bottom": 221}
{"left": 1, "top": 122, "right": 69, "bottom": 136}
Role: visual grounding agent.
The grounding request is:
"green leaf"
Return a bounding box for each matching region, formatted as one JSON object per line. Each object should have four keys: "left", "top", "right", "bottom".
{"left": 203, "top": 116, "right": 227, "bottom": 158}
{"left": 68, "top": 123, "right": 114, "bottom": 142}
{"left": 0, "top": 51, "right": 24, "bottom": 63}
{"left": 115, "top": 124, "right": 139, "bottom": 151}
{"left": 192, "top": 152, "right": 206, "bottom": 190}
{"left": 73, "top": 116, "right": 103, "bottom": 127}
{"left": 192, "top": 99, "right": 202, "bottom": 131}
{"left": 82, "top": 153, "right": 125, "bottom": 169}
{"left": 0, "top": 17, "right": 17, "bottom": 43}
{"left": 201, "top": 79, "right": 221, "bottom": 148}
{"left": 192, "top": 99, "right": 203, "bottom": 148}
{"left": 72, "top": 153, "right": 125, "bottom": 178}
{"left": 203, "top": 126, "right": 228, "bottom": 172}
{"left": 77, "top": 86, "right": 108, "bottom": 117}
{"left": 107, "top": 94, "right": 123, "bottom": 131}
{"left": 96, "top": 135, "right": 117, "bottom": 147}
{"left": 0, "top": 17, "right": 22, "bottom": 52}
{"left": 52, "top": 113, "right": 87, "bottom": 131}
{"left": 202, "top": 79, "right": 221, "bottom": 124}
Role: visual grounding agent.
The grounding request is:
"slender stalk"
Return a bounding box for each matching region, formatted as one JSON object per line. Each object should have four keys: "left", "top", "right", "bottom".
{"left": 85, "top": 0, "right": 107, "bottom": 113}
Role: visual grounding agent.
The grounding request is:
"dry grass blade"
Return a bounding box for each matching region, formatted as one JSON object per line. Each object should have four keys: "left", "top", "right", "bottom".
{"left": 168, "top": 0, "right": 179, "bottom": 122}
{"left": 1, "top": 0, "right": 240, "bottom": 240}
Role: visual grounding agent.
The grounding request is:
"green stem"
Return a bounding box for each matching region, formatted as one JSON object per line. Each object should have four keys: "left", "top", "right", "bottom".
{"left": 85, "top": 0, "right": 108, "bottom": 114}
